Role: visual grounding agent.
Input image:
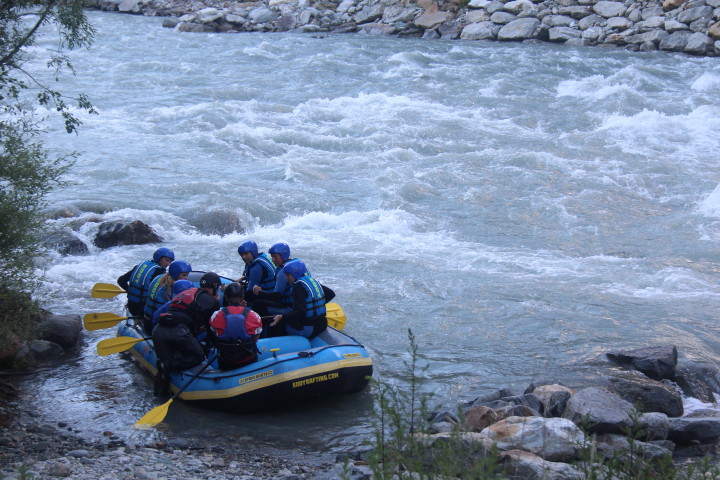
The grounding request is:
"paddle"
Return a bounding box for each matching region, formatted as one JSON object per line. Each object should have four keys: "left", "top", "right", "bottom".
{"left": 91, "top": 283, "right": 127, "bottom": 299}
{"left": 134, "top": 355, "right": 217, "bottom": 429}
{"left": 326, "top": 303, "right": 346, "bottom": 330}
{"left": 83, "top": 312, "right": 138, "bottom": 331}
{"left": 96, "top": 336, "right": 150, "bottom": 356}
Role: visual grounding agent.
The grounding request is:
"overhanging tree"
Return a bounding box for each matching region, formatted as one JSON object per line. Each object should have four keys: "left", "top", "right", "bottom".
{"left": 0, "top": 0, "right": 95, "bottom": 352}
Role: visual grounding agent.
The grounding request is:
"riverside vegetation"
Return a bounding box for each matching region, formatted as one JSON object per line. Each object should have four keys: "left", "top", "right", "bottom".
{"left": 93, "top": 0, "right": 720, "bottom": 56}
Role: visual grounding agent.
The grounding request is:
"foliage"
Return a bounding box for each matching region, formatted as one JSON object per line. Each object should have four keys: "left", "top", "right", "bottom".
{"left": 0, "top": 0, "right": 95, "bottom": 352}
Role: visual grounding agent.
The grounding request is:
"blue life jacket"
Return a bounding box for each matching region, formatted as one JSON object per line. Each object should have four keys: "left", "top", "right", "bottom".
{"left": 275, "top": 258, "right": 306, "bottom": 306}
{"left": 216, "top": 306, "right": 252, "bottom": 341}
{"left": 128, "top": 260, "right": 163, "bottom": 307}
{"left": 250, "top": 253, "right": 277, "bottom": 290}
{"left": 295, "top": 275, "right": 326, "bottom": 319}
{"left": 144, "top": 275, "right": 170, "bottom": 319}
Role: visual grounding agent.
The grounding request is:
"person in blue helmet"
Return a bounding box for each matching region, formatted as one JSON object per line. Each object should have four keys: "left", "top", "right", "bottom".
{"left": 252, "top": 242, "right": 304, "bottom": 337}
{"left": 236, "top": 240, "right": 276, "bottom": 305}
{"left": 142, "top": 260, "right": 193, "bottom": 334}
{"left": 209, "top": 282, "right": 263, "bottom": 370}
{"left": 149, "top": 279, "right": 194, "bottom": 332}
{"left": 117, "top": 247, "right": 175, "bottom": 317}
{"left": 268, "top": 260, "right": 335, "bottom": 339}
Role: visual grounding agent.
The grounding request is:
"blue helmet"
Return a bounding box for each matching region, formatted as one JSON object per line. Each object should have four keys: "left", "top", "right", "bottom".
{"left": 153, "top": 247, "right": 175, "bottom": 263}
{"left": 237, "top": 241, "right": 258, "bottom": 258}
{"left": 283, "top": 260, "right": 307, "bottom": 279}
{"left": 269, "top": 242, "right": 291, "bottom": 261}
{"left": 168, "top": 260, "right": 192, "bottom": 280}
{"left": 172, "top": 279, "right": 194, "bottom": 296}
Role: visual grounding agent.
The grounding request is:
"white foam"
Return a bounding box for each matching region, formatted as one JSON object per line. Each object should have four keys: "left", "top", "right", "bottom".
{"left": 697, "top": 184, "right": 720, "bottom": 218}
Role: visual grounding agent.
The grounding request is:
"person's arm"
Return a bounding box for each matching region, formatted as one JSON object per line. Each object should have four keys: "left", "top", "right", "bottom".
{"left": 321, "top": 284, "right": 335, "bottom": 303}
{"left": 246, "top": 263, "right": 263, "bottom": 291}
{"left": 117, "top": 267, "right": 134, "bottom": 290}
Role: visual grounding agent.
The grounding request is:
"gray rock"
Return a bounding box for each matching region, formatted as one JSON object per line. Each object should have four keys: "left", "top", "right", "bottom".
{"left": 490, "top": 11, "right": 517, "bottom": 24}
{"left": 500, "top": 450, "right": 585, "bottom": 480}
{"left": 606, "top": 371, "right": 683, "bottom": 417}
{"left": 562, "top": 387, "right": 635, "bottom": 434}
{"left": 595, "top": 434, "right": 673, "bottom": 462}
{"left": 197, "top": 7, "right": 222, "bottom": 23}
{"left": 439, "top": 20, "right": 463, "bottom": 38}
{"left": 627, "top": 29, "right": 668, "bottom": 44}
{"left": 606, "top": 16, "right": 633, "bottom": 30}
{"left": 38, "top": 314, "right": 82, "bottom": 349}
{"left": 593, "top": 1, "right": 626, "bottom": 18}
{"left": 468, "top": 0, "right": 491, "bottom": 9}
{"left": 606, "top": 345, "right": 678, "bottom": 380}
{"left": 44, "top": 229, "right": 89, "bottom": 256}
{"left": 664, "top": 19, "right": 688, "bottom": 32}
{"left": 422, "top": 28, "right": 440, "bottom": 39}
{"left": 582, "top": 26, "right": 604, "bottom": 40}
{"left": 162, "top": 17, "right": 181, "bottom": 28}
{"left": 637, "top": 15, "right": 665, "bottom": 30}
{"left": 548, "top": 26, "right": 581, "bottom": 41}
{"left": 677, "top": 6, "right": 713, "bottom": 24}
{"left": 465, "top": 9, "right": 490, "bottom": 23}
{"left": 358, "top": 23, "right": 396, "bottom": 35}
{"left": 642, "top": 6, "right": 664, "bottom": 19}
{"left": 118, "top": 0, "right": 141, "bottom": 13}
{"left": 503, "top": 0, "right": 534, "bottom": 14}
{"left": 637, "top": 412, "right": 670, "bottom": 441}
{"left": 177, "top": 22, "right": 217, "bottom": 32}
{"left": 564, "top": 37, "right": 588, "bottom": 46}
{"left": 668, "top": 417, "right": 720, "bottom": 445}
{"left": 557, "top": 6, "right": 592, "bottom": 19}
{"left": 485, "top": 1, "right": 505, "bottom": 14}
{"left": 689, "top": 18, "right": 711, "bottom": 32}
{"left": 248, "top": 7, "right": 276, "bottom": 24}
{"left": 685, "top": 31, "right": 713, "bottom": 53}
{"left": 460, "top": 21, "right": 498, "bottom": 39}
{"left": 672, "top": 364, "right": 718, "bottom": 404}
{"left": 354, "top": 4, "right": 384, "bottom": 24}
{"left": 497, "top": 17, "right": 542, "bottom": 40}
{"left": 542, "top": 14, "right": 575, "bottom": 27}
{"left": 659, "top": 30, "right": 692, "bottom": 50}
{"left": 415, "top": 10, "right": 452, "bottom": 29}
{"left": 29, "top": 340, "right": 64, "bottom": 359}
{"left": 578, "top": 13, "right": 603, "bottom": 29}
{"left": 94, "top": 220, "right": 162, "bottom": 248}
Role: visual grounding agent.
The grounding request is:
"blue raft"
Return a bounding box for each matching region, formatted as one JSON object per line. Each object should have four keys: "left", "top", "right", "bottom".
{"left": 118, "top": 320, "right": 373, "bottom": 411}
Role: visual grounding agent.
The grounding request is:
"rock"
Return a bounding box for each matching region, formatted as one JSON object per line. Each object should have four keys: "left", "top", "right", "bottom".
{"left": 38, "top": 314, "right": 82, "bottom": 349}
{"left": 606, "top": 16, "right": 632, "bottom": 30}
{"left": 626, "top": 29, "right": 668, "bottom": 44}
{"left": 562, "top": 387, "right": 635, "bottom": 434}
{"left": 663, "top": 0, "right": 685, "bottom": 11}
{"left": 578, "top": 13, "right": 602, "bottom": 29}
{"left": 557, "top": 6, "right": 591, "bottom": 19}
{"left": 672, "top": 364, "right": 718, "bottom": 403}
{"left": 668, "top": 417, "right": 720, "bottom": 445}
{"left": 677, "top": 6, "right": 713, "bottom": 24}
{"left": 606, "top": 371, "right": 683, "bottom": 417}
{"left": 490, "top": 11, "right": 517, "bottom": 24}
{"left": 460, "top": 21, "right": 497, "bottom": 39}
{"left": 659, "top": 30, "right": 692, "bottom": 50}
{"left": 93, "top": 220, "right": 162, "bottom": 248}
{"left": 29, "top": 340, "right": 65, "bottom": 359}
{"left": 358, "top": 23, "right": 397, "bottom": 34}
{"left": 118, "top": 0, "right": 141, "bottom": 13}
{"left": 414, "top": 11, "right": 453, "bottom": 29}
{"left": 548, "top": 26, "right": 581, "bottom": 41}
{"left": 177, "top": 22, "right": 217, "bottom": 32}
{"left": 197, "top": 7, "right": 222, "bottom": 23}
{"left": 665, "top": 19, "right": 688, "bottom": 32}
{"left": 44, "top": 229, "right": 89, "bottom": 256}
{"left": 354, "top": 4, "right": 385, "bottom": 24}
{"left": 592, "top": 1, "right": 626, "bottom": 18}
{"left": 500, "top": 450, "right": 585, "bottom": 480}
{"left": 503, "top": 0, "right": 533, "bottom": 15}
{"left": 438, "top": 20, "right": 463, "bottom": 38}
{"left": 248, "top": 7, "right": 277, "bottom": 24}
{"left": 464, "top": 405, "right": 500, "bottom": 432}
{"left": 542, "top": 14, "right": 575, "bottom": 27}
{"left": 595, "top": 433, "right": 673, "bottom": 462}
{"left": 636, "top": 412, "right": 670, "bottom": 441}
{"left": 606, "top": 345, "right": 677, "bottom": 380}
{"left": 497, "top": 17, "right": 542, "bottom": 40}
{"left": 684, "top": 32, "right": 713, "bottom": 54}
{"left": 478, "top": 416, "right": 584, "bottom": 462}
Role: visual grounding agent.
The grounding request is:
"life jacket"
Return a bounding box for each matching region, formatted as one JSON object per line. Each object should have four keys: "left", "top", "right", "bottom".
{"left": 276, "top": 258, "right": 304, "bottom": 306}
{"left": 295, "top": 275, "right": 326, "bottom": 319}
{"left": 210, "top": 306, "right": 262, "bottom": 370}
{"left": 167, "top": 287, "right": 201, "bottom": 315}
{"left": 144, "top": 275, "right": 170, "bottom": 319}
{"left": 251, "top": 253, "right": 277, "bottom": 290}
{"left": 128, "top": 260, "right": 163, "bottom": 308}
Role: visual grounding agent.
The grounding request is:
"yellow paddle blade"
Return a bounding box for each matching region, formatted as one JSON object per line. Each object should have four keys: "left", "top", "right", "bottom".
{"left": 326, "top": 303, "right": 346, "bottom": 330}
{"left": 91, "top": 283, "right": 127, "bottom": 299}
{"left": 83, "top": 312, "right": 130, "bottom": 331}
{"left": 96, "top": 336, "right": 145, "bottom": 356}
{"left": 134, "top": 399, "right": 173, "bottom": 429}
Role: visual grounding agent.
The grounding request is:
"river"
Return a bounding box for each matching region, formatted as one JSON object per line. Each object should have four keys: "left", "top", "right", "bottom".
{"left": 19, "top": 10, "right": 720, "bottom": 453}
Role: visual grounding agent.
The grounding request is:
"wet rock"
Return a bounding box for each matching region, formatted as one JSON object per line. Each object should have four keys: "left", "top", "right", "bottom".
{"left": 44, "top": 229, "right": 90, "bottom": 256}
{"left": 672, "top": 363, "right": 718, "bottom": 404}
{"left": 606, "top": 370, "right": 683, "bottom": 417}
{"left": 94, "top": 220, "right": 163, "bottom": 248}
{"left": 28, "top": 340, "right": 65, "bottom": 359}
{"left": 562, "top": 387, "right": 635, "bottom": 434}
{"left": 606, "top": 345, "right": 677, "bottom": 380}
{"left": 38, "top": 314, "right": 82, "bottom": 350}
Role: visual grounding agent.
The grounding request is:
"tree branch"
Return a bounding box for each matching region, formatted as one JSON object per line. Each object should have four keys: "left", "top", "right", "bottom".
{"left": 0, "top": 0, "right": 58, "bottom": 68}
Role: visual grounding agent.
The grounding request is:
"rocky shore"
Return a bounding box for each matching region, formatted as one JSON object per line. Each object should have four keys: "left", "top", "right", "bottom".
{"left": 90, "top": 0, "right": 720, "bottom": 56}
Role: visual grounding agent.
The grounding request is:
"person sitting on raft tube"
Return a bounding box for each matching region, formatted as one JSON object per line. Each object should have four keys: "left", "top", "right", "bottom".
{"left": 117, "top": 247, "right": 175, "bottom": 317}
{"left": 152, "top": 272, "right": 221, "bottom": 384}
{"left": 252, "top": 242, "right": 305, "bottom": 337}
{"left": 209, "top": 282, "right": 263, "bottom": 370}
{"left": 236, "top": 240, "right": 276, "bottom": 305}
{"left": 142, "top": 260, "right": 192, "bottom": 334}
{"left": 268, "top": 260, "right": 335, "bottom": 339}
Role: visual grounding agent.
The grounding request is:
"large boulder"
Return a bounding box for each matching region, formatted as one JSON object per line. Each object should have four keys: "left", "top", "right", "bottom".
{"left": 672, "top": 364, "right": 718, "bottom": 404}
{"left": 38, "top": 314, "right": 82, "bottom": 349}
{"left": 562, "top": 387, "right": 635, "bottom": 434}
{"left": 500, "top": 450, "right": 585, "bottom": 480}
{"left": 592, "top": 1, "right": 626, "bottom": 18}
{"left": 93, "top": 220, "right": 162, "bottom": 248}
{"left": 606, "top": 345, "right": 677, "bottom": 380}
{"left": 497, "top": 18, "right": 542, "bottom": 40}
{"left": 478, "top": 416, "right": 584, "bottom": 462}
{"left": 606, "top": 371, "right": 683, "bottom": 417}
{"left": 460, "top": 21, "right": 498, "bottom": 40}
{"left": 668, "top": 417, "right": 720, "bottom": 445}
{"left": 44, "top": 229, "right": 89, "bottom": 256}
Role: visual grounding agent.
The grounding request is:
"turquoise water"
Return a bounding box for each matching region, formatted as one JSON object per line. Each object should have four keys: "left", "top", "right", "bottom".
{"left": 19, "top": 10, "right": 720, "bottom": 450}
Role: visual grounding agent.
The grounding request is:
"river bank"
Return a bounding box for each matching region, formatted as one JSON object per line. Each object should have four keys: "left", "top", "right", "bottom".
{"left": 90, "top": 0, "right": 720, "bottom": 56}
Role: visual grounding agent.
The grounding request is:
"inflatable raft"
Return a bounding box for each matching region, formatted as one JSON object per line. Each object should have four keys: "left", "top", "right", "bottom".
{"left": 116, "top": 310, "right": 373, "bottom": 411}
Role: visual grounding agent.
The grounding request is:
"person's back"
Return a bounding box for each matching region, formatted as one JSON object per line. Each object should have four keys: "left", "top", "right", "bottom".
{"left": 118, "top": 247, "right": 174, "bottom": 316}
{"left": 209, "top": 282, "right": 262, "bottom": 370}
{"left": 143, "top": 260, "right": 192, "bottom": 333}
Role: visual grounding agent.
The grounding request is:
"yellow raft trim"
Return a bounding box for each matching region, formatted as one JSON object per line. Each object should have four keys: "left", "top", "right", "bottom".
{"left": 129, "top": 346, "right": 372, "bottom": 401}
